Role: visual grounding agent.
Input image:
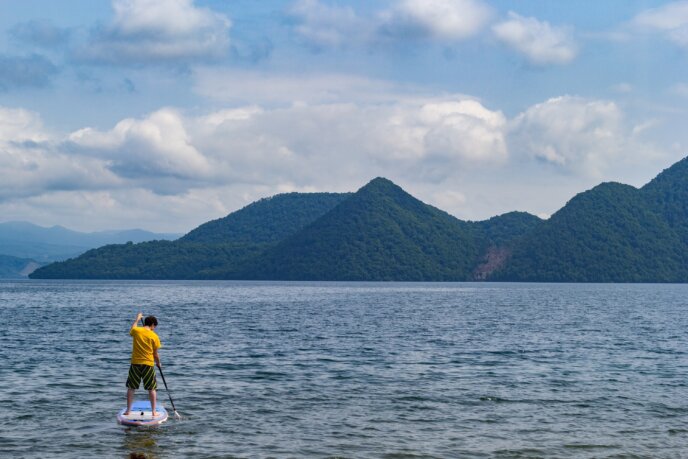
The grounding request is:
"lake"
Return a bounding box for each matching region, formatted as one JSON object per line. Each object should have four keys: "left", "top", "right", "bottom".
{"left": 1, "top": 281, "right": 687, "bottom": 458}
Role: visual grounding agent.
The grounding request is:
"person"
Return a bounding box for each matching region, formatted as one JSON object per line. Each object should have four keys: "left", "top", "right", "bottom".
{"left": 124, "top": 312, "right": 162, "bottom": 416}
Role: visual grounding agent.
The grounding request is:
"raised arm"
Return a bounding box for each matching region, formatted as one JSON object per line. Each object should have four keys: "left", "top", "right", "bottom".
{"left": 131, "top": 312, "right": 143, "bottom": 331}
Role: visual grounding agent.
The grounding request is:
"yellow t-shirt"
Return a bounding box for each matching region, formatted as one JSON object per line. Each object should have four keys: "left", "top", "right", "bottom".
{"left": 130, "top": 326, "right": 162, "bottom": 366}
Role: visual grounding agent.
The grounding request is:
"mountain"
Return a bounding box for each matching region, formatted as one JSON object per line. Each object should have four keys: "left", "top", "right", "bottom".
{"left": 0, "top": 254, "right": 41, "bottom": 278}
{"left": 641, "top": 156, "right": 688, "bottom": 241}
{"left": 31, "top": 156, "right": 688, "bottom": 282}
{"left": 32, "top": 178, "right": 541, "bottom": 280}
{"left": 30, "top": 192, "right": 351, "bottom": 279}
{"left": 27, "top": 241, "right": 265, "bottom": 279}
{"left": 181, "top": 192, "right": 350, "bottom": 244}
{"left": 244, "top": 180, "right": 540, "bottom": 281}
{"left": 494, "top": 182, "right": 687, "bottom": 282}
{"left": 0, "top": 221, "right": 181, "bottom": 262}
{"left": 470, "top": 211, "right": 543, "bottom": 280}
{"left": 242, "top": 178, "right": 483, "bottom": 280}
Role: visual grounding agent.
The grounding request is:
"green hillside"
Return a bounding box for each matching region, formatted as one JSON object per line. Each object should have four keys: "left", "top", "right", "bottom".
{"left": 30, "top": 192, "right": 349, "bottom": 279}
{"left": 493, "top": 182, "right": 688, "bottom": 282}
{"left": 31, "top": 156, "right": 688, "bottom": 282}
{"left": 182, "top": 192, "right": 349, "bottom": 244}
{"left": 473, "top": 211, "right": 542, "bottom": 247}
{"left": 470, "top": 211, "right": 543, "bottom": 280}
{"left": 243, "top": 178, "right": 483, "bottom": 281}
{"left": 29, "top": 241, "right": 264, "bottom": 279}
{"left": 641, "top": 157, "right": 688, "bottom": 241}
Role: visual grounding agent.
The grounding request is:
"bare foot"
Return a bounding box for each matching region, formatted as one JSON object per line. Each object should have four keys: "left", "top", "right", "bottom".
{"left": 123, "top": 411, "right": 130, "bottom": 415}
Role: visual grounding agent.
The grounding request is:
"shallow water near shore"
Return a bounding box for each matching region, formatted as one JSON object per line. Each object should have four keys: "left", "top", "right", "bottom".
{"left": 1, "top": 280, "right": 688, "bottom": 458}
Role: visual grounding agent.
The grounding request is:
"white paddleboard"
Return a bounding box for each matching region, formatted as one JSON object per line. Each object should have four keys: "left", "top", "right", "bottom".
{"left": 117, "top": 400, "right": 168, "bottom": 426}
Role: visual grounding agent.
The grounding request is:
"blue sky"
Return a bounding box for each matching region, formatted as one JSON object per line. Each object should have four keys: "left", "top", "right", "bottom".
{"left": 1, "top": 0, "right": 687, "bottom": 232}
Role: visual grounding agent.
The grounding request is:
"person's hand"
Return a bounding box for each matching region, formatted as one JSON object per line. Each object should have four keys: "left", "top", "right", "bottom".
{"left": 136, "top": 312, "right": 143, "bottom": 320}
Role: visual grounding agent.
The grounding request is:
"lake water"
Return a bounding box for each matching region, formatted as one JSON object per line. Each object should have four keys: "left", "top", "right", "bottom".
{"left": 1, "top": 281, "right": 688, "bottom": 458}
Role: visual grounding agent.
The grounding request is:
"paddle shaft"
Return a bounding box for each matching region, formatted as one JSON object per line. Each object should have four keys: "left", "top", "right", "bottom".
{"left": 156, "top": 364, "right": 178, "bottom": 415}
{"left": 139, "top": 317, "right": 179, "bottom": 416}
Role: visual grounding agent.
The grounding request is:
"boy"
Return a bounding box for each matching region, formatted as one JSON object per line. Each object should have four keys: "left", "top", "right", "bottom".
{"left": 124, "top": 312, "right": 162, "bottom": 415}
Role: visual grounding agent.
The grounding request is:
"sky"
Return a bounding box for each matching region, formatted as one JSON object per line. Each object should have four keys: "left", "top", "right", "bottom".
{"left": 1, "top": 0, "right": 688, "bottom": 232}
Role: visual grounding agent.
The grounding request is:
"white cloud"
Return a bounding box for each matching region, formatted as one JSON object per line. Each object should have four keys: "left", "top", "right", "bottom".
{"left": 0, "top": 187, "right": 232, "bottom": 233}
{"left": 285, "top": 0, "right": 493, "bottom": 48}
{"left": 0, "top": 107, "right": 119, "bottom": 200}
{"left": 67, "top": 108, "right": 211, "bottom": 189}
{"left": 192, "top": 68, "right": 422, "bottom": 105}
{"left": 80, "top": 0, "right": 231, "bottom": 64}
{"left": 612, "top": 82, "right": 633, "bottom": 93}
{"left": 287, "top": 0, "right": 370, "bottom": 48}
{"left": 670, "top": 82, "right": 688, "bottom": 97}
{"left": 0, "top": 71, "right": 674, "bottom": 231}
{"left": 632, "top": 1, "right": 688, "bottom": 47}
{"left": 0, "top": 107, "right": 47, "bottom": 142}
{"left": 628, "top": 1, "right": 688, "bottom": 48}
{"left": 492, "top": 12, "right": 577, "bottom": 65}
{"left": 509, "top": 96, "right": 624, "bottom": 176}
{"left": 430, "top": 189, "right": 467, "bottom": 210}
{"left": 380, "top": 0, "right": 492, "bottom": 41}
{"left": 186, "top": 95, "right": 508, "bottom": 188}
{"left": 419, "top": 100, "right": 507, "bottom": 162}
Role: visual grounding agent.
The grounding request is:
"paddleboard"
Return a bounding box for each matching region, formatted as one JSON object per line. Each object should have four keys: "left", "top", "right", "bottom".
{"left": 117, "top": 400, "right": 168, "bottom": 426}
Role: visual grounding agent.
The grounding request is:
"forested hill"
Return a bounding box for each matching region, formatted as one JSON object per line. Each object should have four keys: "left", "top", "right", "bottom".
{"left": 641, "top": 156, "right": 688, "bottom": 241}
{"left": 30, "top": 156, "right": 688, "bottom": 282}
{"left": 243, "top": 178, "right": 483, "bottom": 280}
{"left": 181, "top": 192, "right": 350, "bottom": 244}
{"left": 493, "top": 182, "right": 688, "bottom": 282}
{"left": 30, "top": 177, "right": 541, "bottom": 280}
{"left": 28, "top": 192, "right": 350, "bottom": 279}
{"left": 242, "top": 180, "right": 541, "bottom": 281}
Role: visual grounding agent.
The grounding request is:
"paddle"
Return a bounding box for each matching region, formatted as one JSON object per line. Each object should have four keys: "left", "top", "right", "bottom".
{"left": 157, "top": 364, "right": 181, "bottom": 420}
{"left": 139, "top": 317, "right": 182, "bottom": 420}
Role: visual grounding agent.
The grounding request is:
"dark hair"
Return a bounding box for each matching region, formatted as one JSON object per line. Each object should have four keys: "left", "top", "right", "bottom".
{"left": 144, "top": 316, "right": 158, "bottom": 327}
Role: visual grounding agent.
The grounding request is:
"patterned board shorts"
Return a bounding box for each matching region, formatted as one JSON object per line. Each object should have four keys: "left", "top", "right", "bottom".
{"left": 126, "top": 364, "right": 158, "bottom": 390}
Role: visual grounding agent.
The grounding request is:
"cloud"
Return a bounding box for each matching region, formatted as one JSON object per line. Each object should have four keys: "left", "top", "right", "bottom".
{"left": 192, "top": 70, "right": 506, "bottom": 182}
{"left": 0, "top": 62, "right": 670, "bottom": 230}
{"left": 0, "top": 54, "right": 58, "bottom": 91}
{"left": 78, "top": 0, "right": 231, "bottom": 64}
{"left": 612, "top": 82, "right": 633, "bottom": 93}
{"left": 380, "top": 0, "right": 492, "bottom": 41}
{"left": 632, "top": 1, "right": 688, "bottom": 47}
{"left": 10, "top": 20, "right": 71, "bottom": 48}
{"left": 671, "top": 82, "right": 688, "bottom": 97}
{"left": 492, "top": 12, "right": 577, "bottom": 65}
{"left": 0, "top": 107, "right": 48, "bottom": 142}
{"left": 230, "top": 37, "right": 273, "bottom": 63}
{"left": 0, "top": 107, "right": 118, "bottom": 200}
{"left": 287, "top": 0, "right": 370, "bottom": 48}
{"left": 284, "top": 0, "right": 492, "bottom": 48}
{"left": 509, "top": 96, "right": 624, "bottom": 176}
{"left": 66, "top": 108, "right": 211, "bottom": 191}
{"left": 192, "top": 68, "right": 423, "bottom": 105}
{"left": 0, "top": 187, "right": 230, "bottom": 233}
{"left": 419, "top": 100, "right": 507, "bottom": 162}
{"left": 184, "top": 95, "right": 507, "bottom": 188}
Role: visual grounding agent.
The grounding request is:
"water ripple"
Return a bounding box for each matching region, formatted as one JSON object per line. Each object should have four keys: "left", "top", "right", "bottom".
{"left": 1, "top": 281, "right": 688, "bottom": 457}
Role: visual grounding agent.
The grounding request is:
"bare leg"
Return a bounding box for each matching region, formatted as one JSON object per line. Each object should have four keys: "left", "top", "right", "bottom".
{"left": 124, "top": 388, "right": 135, "bottom": 415}
{"left": 148, "top": 389, "right": 157, "bottom": 416}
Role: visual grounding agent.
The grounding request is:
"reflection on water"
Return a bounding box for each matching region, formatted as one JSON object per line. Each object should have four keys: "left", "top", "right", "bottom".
{"left": 121, "top": 426, "right": 161, "bottom": 458}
